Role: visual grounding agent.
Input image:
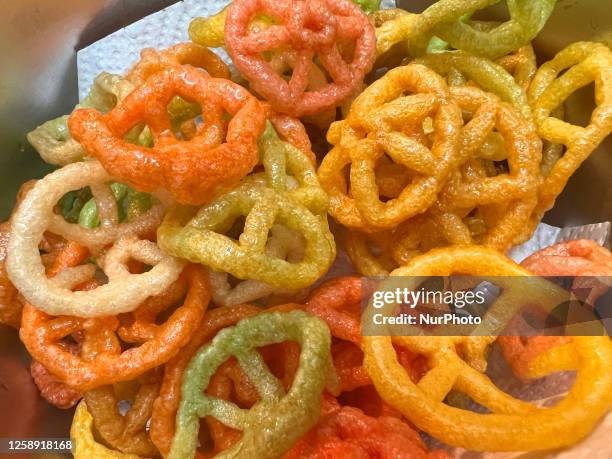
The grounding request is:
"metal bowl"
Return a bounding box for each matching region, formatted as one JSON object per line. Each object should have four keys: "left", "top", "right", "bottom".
{"left": 0, "top": 0, "right": 610, "bottom": 456}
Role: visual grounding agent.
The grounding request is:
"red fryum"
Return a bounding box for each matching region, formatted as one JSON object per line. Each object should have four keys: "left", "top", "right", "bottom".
{"left": 284, "top": 396, "right": 450, "bottom": 459}
{"left": 30, "top": 343, "right": 82, "bottom": 410}
{"left": 499, "top": 240, "right": 612, "bottom": 380}
{"left": 69, "top": 65, "right": 266, "bottom": 206}
{"left": 225, "top": 0, "right": 376, "bottom": 117}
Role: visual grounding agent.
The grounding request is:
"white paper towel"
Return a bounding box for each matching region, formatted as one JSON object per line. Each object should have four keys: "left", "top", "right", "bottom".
{"left": 77, "top": 0, "right": 396, "bottom": 98}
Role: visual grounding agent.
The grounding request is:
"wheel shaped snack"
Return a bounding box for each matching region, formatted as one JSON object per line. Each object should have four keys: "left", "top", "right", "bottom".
{"left": 6, "top": 161, "right": 184, "bottom": 318}
{"left": 363, "top": 245, "right": 612, "bottom": 451}
{"left": 528, "top": 42, "right": 612, "bottom": 223}
{"left": 20, "top": 242, "right": 210, "bottom": 391}
{"left": 224, "top": 0, "right": 376, "bottom": 117}
{"left": 167, "top": 310, "right": 331, "bottom": 459}
{"left": 318, "top": 63, "right": 462, "bottom": 231}
{"left": 157, "top": 179, "right": 336, "bottom": 290}
{"left": 69, "top": 65, "right": 266, "bottom": 206}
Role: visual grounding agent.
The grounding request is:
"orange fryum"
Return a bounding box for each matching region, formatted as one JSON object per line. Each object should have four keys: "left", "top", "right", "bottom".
{"left": 499, "top": 240, "right": 612, "bottom": 380}
{"left": 306, "top": 277, "right": 428, "bottom": 395}
{"left": 83, "top": 372, "right": 161, "bottom": 457}
{"left": 284, "top": 395, "right": 450, "bottom": 459}
{"left": 225, "top": 0, "right": 376, "bottom": 117}
{"left": 149, "top": 303, "right": 299, "bottom": 458}
{"left": 126, "top": 42, "right": 230, "bottom": 86}
{"left": 20, "top": 242, "right": 210, "bottom": 391}
{"left": 69, "top": 65, "right": 266, "bottom": 205}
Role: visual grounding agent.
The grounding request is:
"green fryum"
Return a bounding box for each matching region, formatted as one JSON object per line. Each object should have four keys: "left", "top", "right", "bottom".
{"left": 408, "top": 0, "right": 557, "bottom": 59}
{"left": 433, "top": 0, "right": 557, "bottom": 59}
{"left": 77, "top": 183, "right": 152, "bottom": 229}
{"left": 27, "top": 73, "right": 135, "bottom": 165}
{"left": 168, "top": 310, "right": 331, "bottom": 459}
{"left": 352, "top": 0, "right": 382, "bottom": 13}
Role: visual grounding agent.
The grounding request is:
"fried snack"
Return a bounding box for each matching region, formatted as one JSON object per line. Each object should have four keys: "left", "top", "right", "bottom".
{"left": 6, "top": 162, "right": 183, "bottom": 318}
{"left": 363, "top": 245, "right": 612, "bottom": 451}
{"left": 264, "top": 106, "right": 314, "bottom": 162}
{"left": 69, "top": 65, "right": 266, "bottom": 206}
{"left": 286, "top": 402, "right": 448, "bottom": 459}
{"left": 258, "top": 121, "right": 328, "bottom": 215}
{"left": 0, "top": 222, "right": 21, "bottom": 328}
{"left": 344, "top": 228, "right": 404, "bottom": 276}
{"left": 167, "top": 310, "right": 331, "bottom": 459}
{"left": 27, "top": 72, "right": 135, "bottom": 165}
{"left": 431, "top": 0, "right": 557, "bottom": 59}
{"left": 497, "top": 44, "right": 537, "bottom": 91}
{"left": 305, "top": 277, "right": 370, "bottom": 393}
{"left": 157, "top": 179, "right": 335, "bottom": 290}
{"left": 224, "top": 0, "right": 376, "bottom": 117}
{"left": 83, "top": 376, "right": 160, "bottom": 457}
{"left": 71, "top": 402, "right": 145, "bottom": 459}
{"left": 319, "top": 63, "right": 462, "bottom": 231}
{"left": 150, "top": 304, "right": 264, "bottom": 457}
{"left": 30, "top": 344, "right": 82, "bottom": 409}
{"left": 20, "top": 243, "right": 210, "bottom": 391}
{"left": 208, "top": 225, "right": 305, "bottom": 307}
{"left": 126, "top": 42, "right": 230, "bottom": 86}
{"left": 528, "top": 42, "right": 612, "bottom": 224}
{"left": 426, "top": 85, "right": 541, "bottom": 251}
{"left": 373, "top": 1, "right": 554, "bottom": 61}
{"left": 499, "top": 240, "right": 612, "bottom": 380}
{"left": 414, "top": 51, "right": 532, "bottom": 120}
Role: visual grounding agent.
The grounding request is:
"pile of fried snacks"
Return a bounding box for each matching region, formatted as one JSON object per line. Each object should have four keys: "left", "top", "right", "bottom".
{"left": 1, "top": 0, "right": 611, "bottom": 457}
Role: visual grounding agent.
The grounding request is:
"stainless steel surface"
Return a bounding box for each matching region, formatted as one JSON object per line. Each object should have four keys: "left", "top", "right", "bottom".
{"left": 0, "top": 0, "right": 610, "bottom": 453}
{"left": 0, "top": 0, "right": 180, "bottom": 220}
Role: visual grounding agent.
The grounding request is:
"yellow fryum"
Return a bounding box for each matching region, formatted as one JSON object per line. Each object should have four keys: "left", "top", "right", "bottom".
{"left": 414, "top": 51, "right": 532, "bottom": 120}
{"left": 528, "top": 41, "right": 612, "bottom": 226}
{"left": 71, "top": 401, "right": 146, "bottom": 459}
{"left": 319, "top": 63, "right": 462, "bottom": 231}
{"left": 189, "top": 5, "right": 275, "bottom": 48}
{"left": 362, "top": 245, "right": 612, "bottom": 452}
{"left": 27, "top": 73, "right": 135, "bottom": 165}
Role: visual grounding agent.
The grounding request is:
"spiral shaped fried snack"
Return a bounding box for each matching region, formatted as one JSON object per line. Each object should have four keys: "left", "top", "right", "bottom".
{"left": 83, "top": 374, "right": 161, "bottom": 457}
{"left": 69, "top": 65, "right": 266, "bottom": 206}
{"left": 319, "top": 63, "right": 462, "bottom": 231}
{"left": 374, "top": 0, "right": 556, "bottom": 60}
{"left": 224, "top": 0, "right": 376, "bottom": 117}
{"left": 364, "top": 245, "right": 612, "bottom": 451}
{"left": 6, "top": 161, "right": 184, "bottom": 318}
{"left": 423, "top": 85, "right": 542, "bottom": 251}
